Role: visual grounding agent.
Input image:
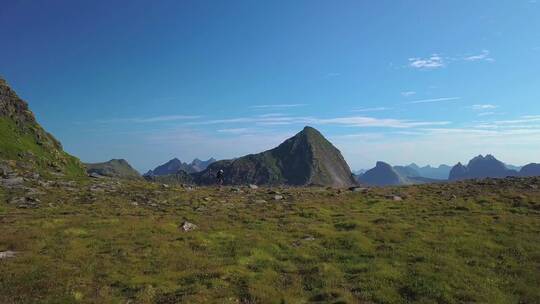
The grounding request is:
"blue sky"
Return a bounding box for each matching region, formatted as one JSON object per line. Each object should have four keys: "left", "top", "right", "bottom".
{"left": 1, "top": 0, "right": 539, "bottom": 172}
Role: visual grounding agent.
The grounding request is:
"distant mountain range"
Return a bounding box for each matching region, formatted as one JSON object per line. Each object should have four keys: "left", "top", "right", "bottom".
{"left": 356, "top": 155, "right": 537, "bottom": 186}
{"left": 449, "top": 155, "right": 539, "bottom": 181}
{"left": 357, "top": 161, "right": 443, "bottom": 186}
{"left": 145, "top": 157, "right": 216, "bottom": 176}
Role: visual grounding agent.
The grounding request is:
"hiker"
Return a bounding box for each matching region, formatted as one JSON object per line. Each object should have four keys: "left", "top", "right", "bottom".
{"left": 216, "top": 169, "right": 224, "bottom": 185}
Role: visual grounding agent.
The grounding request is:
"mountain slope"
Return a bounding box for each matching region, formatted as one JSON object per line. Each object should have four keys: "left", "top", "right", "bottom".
{"left": 85, "top": 159, "right": 141, "bottom": 179}
{"left": 0, "top": 78, "right": 85, "bottom": 176}
{"left": 190, "top": 158, "right": 216, "bottom": 172}
{"left": 520, "top": 163, "right": 540, "bottom": 177}
{"left": 409, "top": 164, "right": 452, "bottom": 180}
{"left": 393, "top": 165, "right": 421, "bottom": 178}
{"left": 449, "top": 155, "right": 518, "bottom": 181}
{"left": 359, "top": 162, "right": 407, "bottom": 186}
{"left": 194, "top": 126, "right": 356, "bottom": 187}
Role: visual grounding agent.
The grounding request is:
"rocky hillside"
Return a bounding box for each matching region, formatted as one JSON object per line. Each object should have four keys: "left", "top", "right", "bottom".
{"left": 194, "top": 126, "right": 356, "bottom": 187}
{"left": 449, "top": 155, "right": 518, "bottom": 181}
{"left": 85, "top": 159, "right": 141, "bottom": 179}
{"left": 0, "top": 78, "right": 85, "bottom": 177}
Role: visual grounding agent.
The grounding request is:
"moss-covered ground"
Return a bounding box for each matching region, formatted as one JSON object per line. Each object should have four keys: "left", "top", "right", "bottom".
{"left": 1, "top": 177, "right": 539, "bottom": 303}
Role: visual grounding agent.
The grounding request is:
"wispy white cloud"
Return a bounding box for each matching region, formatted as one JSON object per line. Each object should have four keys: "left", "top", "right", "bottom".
{"left": 463, "top": 50, "right": 494, "bottom": 62}
{"left": 408, "top": 54, "right": 445, "bottom": 69}
{"left": 187, "top": 114, "right": 450, "bottom": 129}
{"left": 477, "top": 112, "right": 496, "bottom": 117}
{"left": 249, "top": 104, "right": 306, "bottom": 109}
{"left": 401, "top": 91, "right": 416, "bottom": 97}
{"left": 217, "top": 128, "right": 252, "bottom": 134}
{"left": 257, "top": 113, "right": 287, "bottom": 118}
{"left": 351, "top": 107, "right": 392, "bottom": 112}
{"left": 407, "top": 97, "right": 461, "bottom": 104}
{"left": 471, "top": 104, "right": 498, "bottom": 110}
{"left": 97, "top": 115, "right": 201, "bottom": 123}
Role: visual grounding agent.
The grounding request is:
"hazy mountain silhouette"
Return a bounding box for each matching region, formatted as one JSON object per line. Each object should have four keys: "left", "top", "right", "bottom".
{"left": 146, "top": 157, "right": 216, "bottom": 176}
{"left": 519, "top": 163, "right": 540, "bottom": 177}
{"left": 358, "top": 161, "right": 405, "bottom": 186}
{"left": 449, "top": 155, "right": 518, "bottom": 181}
{"left": 407, "top": 163, "right": 452, "bottom": 180}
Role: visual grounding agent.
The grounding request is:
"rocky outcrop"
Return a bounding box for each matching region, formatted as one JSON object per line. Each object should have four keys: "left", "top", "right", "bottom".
{"left": 0, "top": 78, "right": 85, "bottom": 176}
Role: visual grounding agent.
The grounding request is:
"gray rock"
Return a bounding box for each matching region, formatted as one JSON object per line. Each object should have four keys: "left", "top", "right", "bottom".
{"left": 10, "top": 197, "right": 40, "bottom": 208}
{"left": 0, "top": 251, "right": 18, "bottom": 259}
{"left": 254, "top": 199, "right": 267, "bottom": 204}
{"left": 88, "top": 172, "right": 105, "bottom": 179}
{"left": 0, "top": 162, "right": 13, "bottom": 177}
{"left": 386, "top": 195, "right": 403, "bottom": 201}
{"left": 249, "top": 184, "right": 259, "bottom": 189}
{"left": 1, "top": 176, "right": 24, "bottom": 188}
{"left": 181, "top": 221, "right": 198, "bottom": 232}
{"left": 349, "top": 187, "right": 368, "bottom": 192}
{"left": 273, "top": 195, "right": 284, "bottom": 201}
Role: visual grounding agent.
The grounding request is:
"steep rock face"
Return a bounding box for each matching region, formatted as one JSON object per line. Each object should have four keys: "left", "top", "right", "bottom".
{"left": 520, "top": 163, "right": 540, "bottom": 177}
{"left": 0, "top": 78, "right": 85, "bottom": 176}
{"left": 358, "top": 161, "right": 404, "bottom": 186}
{"left": 449, "top": 155, "right": 518, "bottom": 181}
{"left": 194, "top": 126, "right": 356, "bottom": 187}
{"left": 85, "top": 159, "right": 141, "bottom": 179}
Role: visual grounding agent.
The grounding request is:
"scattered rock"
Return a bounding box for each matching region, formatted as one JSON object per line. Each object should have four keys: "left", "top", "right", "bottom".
{"left": 249, "top": 184, "right": 259, "bottom": 189}
{"left": 389, "top": 195, "right": 403, "bottom": 201}
{"left": 89, "top": 172, "right": 105, "bottom": 179}
{"left": 230, "top": 187, "right": 242, "bottom": 193}
{"left": 273, "top": 195, "right": 284, "bottom": 201}
{"left": 181, "top": 221, "right": 198, "bottom": 232}
{"left": 254, "top": 199, "right": 267, "bottom": 204}
{"left": 0, "top": 162, "right": 13, "bottom": 177}
{"left": 0, "top": 251, "right": 18, "bottom": 259}
{"left": 161, "top": 184, "right": 170, "bottom": 189}
{"left": 303, "top": 236, "right": 316, "bottom": 241}
{"left": 203, "top": 197, "right": 212, "bottom": 202}
{"left": 349, "top": 187, "right": 368, "bottom": 193}
{"left": 10, "top": 197, "right": 41, "bottom": 208}
{"left": 1, "top": 176, "right": 24, "bottom": 188}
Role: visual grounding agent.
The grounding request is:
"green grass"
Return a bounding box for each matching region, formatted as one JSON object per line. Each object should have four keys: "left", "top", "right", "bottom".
{"left": 1, "top": 178, "right": 539, "bottom": 303}
{"left": 0, "top": 117, "right": 85, "bottom": 178}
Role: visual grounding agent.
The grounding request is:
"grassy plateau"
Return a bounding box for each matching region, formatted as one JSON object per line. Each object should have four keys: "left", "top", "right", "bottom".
{"left": 1, "top": 177, "right": 539, "bottom": 303}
